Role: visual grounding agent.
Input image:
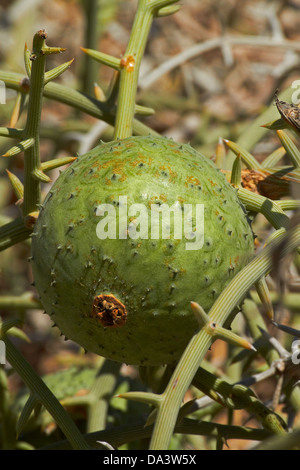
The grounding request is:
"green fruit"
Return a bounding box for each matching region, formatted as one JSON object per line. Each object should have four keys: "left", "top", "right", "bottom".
{"left": 31, "top": 135, "right": 254, "bottom": 366}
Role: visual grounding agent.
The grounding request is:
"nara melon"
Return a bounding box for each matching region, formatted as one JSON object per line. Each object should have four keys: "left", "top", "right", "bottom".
{"left": 31, "top": 135, "right": 254, "bottom": 365}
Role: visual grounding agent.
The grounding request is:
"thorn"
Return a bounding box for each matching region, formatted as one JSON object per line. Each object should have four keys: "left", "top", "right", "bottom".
{"left": 94, "top": 82, "right": 106, "bottom": 102}
{"left": 32, "top": 168, "right": 51, "bottom": 183}
{"left": 230, "top": 153, "right": 242, "bottom": 187}
{"left": 271, "top": 320, "right": 300, "bottom": 338}
{"left": 44, "top": 59, "right": 74, "bottom": 85}
{"left": 144, "top": 408, "right": 157, "bottom": 427}
{"left": 135, "top": 104, "right": 155, "bottom": 116}
{"left": 215, "top": 137, "right": 226, "bottom": 168}
{"left": 190, "top": 301, "right": 209, "bottom": 327}
{"left": 6, "top": 169, "right": 24, "bottom": 200}
{"left": 260, "top": 118, "right": 287, "bottom": 130}
{"left": 40, "top": 156, "right": 77, "bottom": 173}
{"left": 96, "top": 441, "right": 115, "bottom": 451}
{"left": 205, "top": 320, "right": 256, "bottom": 351}
{"left": 116, "top": 391, "right": 161, "bottom": 407}
{"left": 42, "top": 46, "right": 67, "bottom": 55}
{"left": 155, "top": 4, "right": 181, "bottom": 17}
{"left": 2, "top": 138, "right": 35, "bottom": 157}
{"left": 9, "top": 91, "right": 23, "bottom": 128}
{"left": 255, "top": 277, "right": 274, "bottom": 320}
{"left": 24, "top": 42, "right": 32, "bottom": 77}
{"left": 223, "top": 139, "right": 262, "bottom": 170}
{"left": 80, "top": 47, "right": 121, "bottom": 70}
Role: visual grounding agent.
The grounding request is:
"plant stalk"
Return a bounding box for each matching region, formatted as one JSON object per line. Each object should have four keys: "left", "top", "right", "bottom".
{"left": 113, "top": 0, "right": 179, "bottom": 139}
{"left": 22, "top": 30, "right": 47, "bottom": 217}
{"left": 113, "top": 2, "right": 153, "bottom": 139}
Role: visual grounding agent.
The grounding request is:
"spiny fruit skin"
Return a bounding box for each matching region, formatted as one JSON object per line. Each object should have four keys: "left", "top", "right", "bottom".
{"left": 31, "top": 135, "right": 254, "bottom": 366}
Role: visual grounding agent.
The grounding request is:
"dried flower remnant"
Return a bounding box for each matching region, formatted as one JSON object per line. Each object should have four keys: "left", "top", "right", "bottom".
{"left": 92, "top": 294, "right": 127, "bottom": 328}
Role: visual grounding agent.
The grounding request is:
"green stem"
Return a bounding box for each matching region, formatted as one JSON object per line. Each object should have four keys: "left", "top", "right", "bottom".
{"left": 113, "top": 2, "right": 153, "bottom": 139}
{"left": 149, "top": 226, "right": 300, "bottom": 449}
{"left": 0, "top": 217, "right": 31, "bottom": 251}
{"left": 3, "top": 337, "right": 90, "bottom": 450}
{"left": 113, "top": 0, "right": 179, "bottom": 139}
{"left": 81, "top": 0, "right": 100, "bottom": 96}
{"left": 0, "top": 293, "right": 42, "bottom": 310}
{"left": 192, "top": 367, "right": 286, "bottom": 433}
{"left": 242, "top": 299, "right": 279, "bottom": 364}
{"left": 0, "top": 367, "right": 17, "bottom": 449}
{"left": 22, "top": 30, "right": 47, "bottom": 217}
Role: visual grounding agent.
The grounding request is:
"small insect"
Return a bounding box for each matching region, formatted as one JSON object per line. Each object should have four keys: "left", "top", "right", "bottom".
{"left": 275, "top": 90, "right": 300, "bottom": 133}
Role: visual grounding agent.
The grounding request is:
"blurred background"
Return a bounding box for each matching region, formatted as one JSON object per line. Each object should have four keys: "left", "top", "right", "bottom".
{"left": 0, "top": 0, "right": 300, "bottom": 450}
{"left": 1, "top": 0, "right": 300, "bottom": 151}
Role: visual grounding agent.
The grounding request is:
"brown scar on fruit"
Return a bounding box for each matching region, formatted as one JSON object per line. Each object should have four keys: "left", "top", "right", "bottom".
{"left": 130, "top": 155, "right": 152, "bottom": 167}
{"left": 185, "top": 175, "right": 201, "bottom": 187}
{"left": 159, "top": 165, "right": 178, "bottom": 181}
{"left": 91, "top": 294, "right": 127, "bottom": 328}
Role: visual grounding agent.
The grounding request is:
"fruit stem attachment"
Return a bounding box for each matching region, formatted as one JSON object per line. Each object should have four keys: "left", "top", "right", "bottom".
{"left": 113, "top": 0, "right": 180, "bottom": 140}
